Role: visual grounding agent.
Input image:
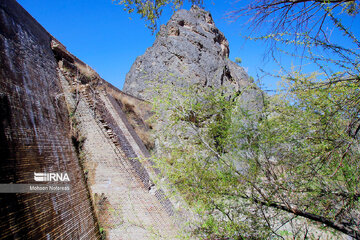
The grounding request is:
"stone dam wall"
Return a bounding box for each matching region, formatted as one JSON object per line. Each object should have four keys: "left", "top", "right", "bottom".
{"left": 0, "top": 1, "right": 178, "bottom": 239}
{"left": 0, "top": 0, "right": 99, "bottom": 239}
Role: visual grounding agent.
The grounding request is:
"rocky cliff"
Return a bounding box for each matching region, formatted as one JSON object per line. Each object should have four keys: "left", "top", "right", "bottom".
{"left": 123, "top": 5, "right": 251, "bottom": 101}
{"left": 0, "top": 1, "right": 178, "bottom": 239}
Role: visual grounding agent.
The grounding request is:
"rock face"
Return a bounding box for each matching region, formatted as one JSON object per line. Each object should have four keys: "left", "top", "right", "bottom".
{"left": 123, "top": 5, "right": 251, "bottom": 100}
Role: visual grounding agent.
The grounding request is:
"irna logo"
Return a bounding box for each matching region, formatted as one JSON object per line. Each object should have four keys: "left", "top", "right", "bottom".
{"left": 34, "top": 172, "right": 70, "bottom": 182}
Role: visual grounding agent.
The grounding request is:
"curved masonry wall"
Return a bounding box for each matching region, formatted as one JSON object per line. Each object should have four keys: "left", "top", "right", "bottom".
{"left": 0, "top": 1, "right": 179, "bottom": 239}
{"left": 0, "top": 1, "right": 99, "bottom": 239}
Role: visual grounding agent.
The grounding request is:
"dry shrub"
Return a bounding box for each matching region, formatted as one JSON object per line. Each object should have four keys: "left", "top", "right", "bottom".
{"left": 121, "top": 96, "right": 136, "bottom": 114}
{"left": 135, "top": 127, "right": 155, "bottom": 150}
{"left": 106, "top": 87, "right": 152, "bottom": 120}
{"left": 106, "top": 87, "right": 155, "bottom": 150}
{"left": 75, "top": 62, "right": 97, "bottom": 79}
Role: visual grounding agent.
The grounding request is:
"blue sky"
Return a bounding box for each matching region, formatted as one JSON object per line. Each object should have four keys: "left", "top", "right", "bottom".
{"left": 17, "top": 0, "right": 359, "bottom": 92}
{"left": 17, "top": 0, "right": 280, "bottom": 91}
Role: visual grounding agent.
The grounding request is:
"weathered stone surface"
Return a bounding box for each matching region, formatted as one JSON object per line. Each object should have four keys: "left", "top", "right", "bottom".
{"left": 58, "top": 70, "right": 179, "bottom": 239}
{"left": 0, "top": 1, "right": 98, "bottom": 239}
{"left": 123, "top": 5, "right": 252, "bottom": 100}
{"left": 0, "top": 1, "right": 180, "bottom": 239}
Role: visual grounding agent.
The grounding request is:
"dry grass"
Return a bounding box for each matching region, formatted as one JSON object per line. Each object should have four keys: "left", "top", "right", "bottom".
{"left": 106, "top": 87, "right": 155, "bottom": 150}
{"left": 72, "top": 62, "right": 101, "bottom": 85}
{"left": 135, "top": 126, "right": 155, "bottom": 150}
{"left": 75, "top": 62, "right": 97, "bottom": 79}
{"left": 108, "top": 88, "right": 152, "bottom": 118}
{"left": 121, "top": 96, "right": 136, "bottom": 114}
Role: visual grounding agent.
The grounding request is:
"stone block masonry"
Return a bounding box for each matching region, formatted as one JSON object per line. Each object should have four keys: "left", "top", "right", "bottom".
{"left": 0, "top": 0, "right": 99, "bottom": 239}
{"left": 58, "top": 66, "right": 179, "bottom": 239}
{"left": 0, "top": 0, "right": 180, "bottom": 239}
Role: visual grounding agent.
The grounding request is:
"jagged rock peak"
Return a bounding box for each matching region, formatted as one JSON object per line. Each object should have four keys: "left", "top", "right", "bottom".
{"left": 123, "top": 5, "right": 251, "bottom": 100}
{"left": 162, "top": 5, "right": 230, "bottom": 58}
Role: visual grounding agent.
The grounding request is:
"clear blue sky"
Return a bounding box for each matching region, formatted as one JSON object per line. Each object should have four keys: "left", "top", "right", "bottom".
{"left": 16, "top": 0, "right": 279, "bottom": 91}
{"left": 16, "top": 0, "right": 359, "bottom": 92}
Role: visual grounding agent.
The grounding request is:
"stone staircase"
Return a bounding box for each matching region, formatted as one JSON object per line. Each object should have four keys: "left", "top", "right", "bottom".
{"left": 59, "top": 69, "right": 179, "bottom": 239}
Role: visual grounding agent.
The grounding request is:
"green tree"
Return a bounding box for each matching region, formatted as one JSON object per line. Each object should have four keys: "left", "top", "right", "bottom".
{"left": 119, "top": 0, "right": 360, "bottom": 238}
{"left": 231, "top": 0, "right": 360, "bottom": 90}
{"left": 113, "top": 0, "right": 203, "bottom": 32}
{"left": 235, "top": 57, "right": 242, "bottom": 65}
{"left": 151, "top": 76, "right": 360, "bottom": 239}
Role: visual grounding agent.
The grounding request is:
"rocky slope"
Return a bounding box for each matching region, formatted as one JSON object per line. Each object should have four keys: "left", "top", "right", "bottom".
{"left": 123, "top": 5, "right": 252, "bottom": 101}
